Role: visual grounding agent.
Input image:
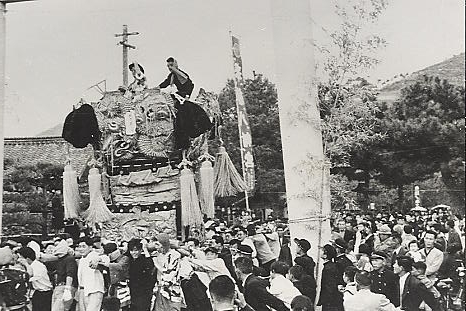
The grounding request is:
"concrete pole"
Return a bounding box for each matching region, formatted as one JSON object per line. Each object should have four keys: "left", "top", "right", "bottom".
{"left": 0, "top": 2, "right": 6, "bottom": 237}
{"left": 270, "top": 0, "right": 331, "bottom": 281}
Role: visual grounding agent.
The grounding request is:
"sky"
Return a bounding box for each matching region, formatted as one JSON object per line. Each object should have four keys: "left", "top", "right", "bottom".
{"left": 3, "top": 0, "right": 464, "bottom": 137}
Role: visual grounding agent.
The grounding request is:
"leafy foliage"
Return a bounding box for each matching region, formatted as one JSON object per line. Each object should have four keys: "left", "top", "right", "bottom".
{"left": 218, "top": 75, "right": 285, "bottom": 212}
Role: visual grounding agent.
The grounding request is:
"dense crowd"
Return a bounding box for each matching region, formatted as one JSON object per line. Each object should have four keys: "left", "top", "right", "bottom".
{"left": 0, "top": 207, "right": 464, "bottom": 311}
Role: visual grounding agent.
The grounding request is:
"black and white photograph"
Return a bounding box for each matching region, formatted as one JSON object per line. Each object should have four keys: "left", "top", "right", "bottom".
{"left": 0, "top": 0, "right": 464, "bottom": 310}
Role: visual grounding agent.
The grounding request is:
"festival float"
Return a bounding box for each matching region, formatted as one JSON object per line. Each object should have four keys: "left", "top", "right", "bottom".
{"left": 60, "top": 29, "right": 251, "bottom": 241}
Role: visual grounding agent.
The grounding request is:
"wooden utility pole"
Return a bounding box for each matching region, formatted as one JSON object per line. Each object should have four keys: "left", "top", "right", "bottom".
{"left": 115, "top": 25, "right": 139, "bottom": 86}
{"left": 0, "top": 0, "right": 35, "bottom": 237}
{"left": 270, "top": 0, "right": 331, "bottom": 294}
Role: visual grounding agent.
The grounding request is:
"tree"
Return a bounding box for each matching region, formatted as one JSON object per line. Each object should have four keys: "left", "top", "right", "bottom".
{"left": 375, "top": 76, "right": 465, "bottom": 212}
{"left": 314, "top": 0, "right": 389, "bottom": 208}
{"left": 218, "top": 75, "right": 286, "bottom": 213}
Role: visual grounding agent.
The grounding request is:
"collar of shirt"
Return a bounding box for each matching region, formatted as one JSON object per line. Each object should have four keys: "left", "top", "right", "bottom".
{"left": 399, "top": 272, "right": 410, "bottom": 299}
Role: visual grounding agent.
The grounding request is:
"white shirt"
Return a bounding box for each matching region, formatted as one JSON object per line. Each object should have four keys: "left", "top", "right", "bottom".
{"left": 268, "top": 274, "right": 301, "bottom": 309}
{"left": 30, "top": 260, "right": 53, "bottom": 292}
{"left": 399, "top": 272, "right": 410, "bottom": 305}
{"left": 78, "top": 251, "right": 110, "bottom": 296}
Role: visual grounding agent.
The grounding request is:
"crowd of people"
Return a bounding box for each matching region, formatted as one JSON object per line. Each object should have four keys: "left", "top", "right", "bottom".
{"left": 0, "top": 207, "right": 464, "bottom": 311}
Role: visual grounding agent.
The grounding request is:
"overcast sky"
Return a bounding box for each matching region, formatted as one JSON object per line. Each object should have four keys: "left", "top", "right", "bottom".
{"left": 4, "top": 0, "right": 464, "bottom": 137}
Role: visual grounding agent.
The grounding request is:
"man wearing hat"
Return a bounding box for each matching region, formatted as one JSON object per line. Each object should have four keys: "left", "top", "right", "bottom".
{"left": 51, "top": 239, "right": 78, "bottom": 311}
{"left": 374, "top": 224, "right": 399, "bottom": 260}
{"left": 235, "top": 245, "right": 268, "bottom": 278}
{"left": 333, "top": 238, "right": 354, "bottom": 284}
{"left": 369, "top": 251, "right": 399, "bottom": 307}
{"left": 293, "top": 238, "right": 316, "bottom": 281}
{"left": 344, "top": 271, "right": 397, "bottom": 311}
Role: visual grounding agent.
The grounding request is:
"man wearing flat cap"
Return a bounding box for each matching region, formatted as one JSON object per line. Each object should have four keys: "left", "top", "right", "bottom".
{"left": 293, "top": 238, "right": 316, "bottom": 279}
{"left": 344, "top": 271, "right": 397, "bottom": 311}
{"left": 333, "top": 238, "right": 354, "bottom": 286}
{"left": 369, "top": 251, "right": 399, "bottom": 307}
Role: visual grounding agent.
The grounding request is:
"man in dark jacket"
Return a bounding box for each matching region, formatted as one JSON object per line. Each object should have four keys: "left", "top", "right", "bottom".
{"left": 288, "top": 265, "right": 316, "bottom": 302}
{"left": 159, "top": 57, "right": 194, "bottom": 101}
{"left": 369, "top": 251, "right": 400, "bottom": 307}
{"left": 333, "top": 238, "right": 353, "bottom": 285}
{"left": 293, "top": 238, "right": 316, "bottom": 279}
{"left": 234, "top": 257, "right": 288, "bottom": 311}
{"left": 394, "top": 256, "right": 439, "bottom": 311}
{"left": 318, "top": 244, "right": 343, "bottom": 311}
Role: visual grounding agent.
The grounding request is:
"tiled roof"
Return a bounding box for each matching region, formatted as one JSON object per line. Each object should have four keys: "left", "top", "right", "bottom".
{"left": 4, "top": 136, "right": 93, "bottom": 177}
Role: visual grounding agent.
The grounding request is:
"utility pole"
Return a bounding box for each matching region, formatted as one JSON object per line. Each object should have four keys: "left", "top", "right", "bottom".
{"left": 0, "top": 0, "right": 35, "bottom": 237}
{"left": 115, "top": 25, "right": 138, "bottom": 86}
{"left": 270, "top": 0, "right": 331, "bottom": 303}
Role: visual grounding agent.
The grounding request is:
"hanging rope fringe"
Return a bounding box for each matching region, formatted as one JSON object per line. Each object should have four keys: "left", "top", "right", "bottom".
{"left": 198, "top": 156, "right": 215, "bottom": 218}
{"left": 85, "top": 167, "right": 113, "bottom": 225}
{"left": 62, "top": 164, "right": 80, "bottom": 219}
{"left": 213, "top": 146, "right": 247, "bottom": 197}
{"left": 180, "top": 165, "right": 203, "bottom": 228}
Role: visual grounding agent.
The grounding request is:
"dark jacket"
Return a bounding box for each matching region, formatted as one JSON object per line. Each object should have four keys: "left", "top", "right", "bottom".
{"left": 294, "top": 254, "right": 316, "bottom": 278}
{"left": 318, "top": 261, "right": 343, "bottom": 310}
{"left": 293, "top": 273, "right": 316, "bottom": 302}
{"left": 370, "top": 267, "right": 400, "bottom": 307}
{"left": 400, "top": 274, "right": 439, "bottom": 311}
{"left": 243, "top": 274, "right": 289, "bottom": 311}
{"left": 335, "top": 254, "right": 353, "bottom": 284}
{"left": 159, "top": 69, "right": 194, "bottom": 98}
{"left": 279, "top": 244, "right": 292, "bottom": 268}
{"left": 447, "top": 229, "right": 462, "bottom": 249}
{"left": 62, "top": 104, "right": 101, "bottom": 149}
{"left": 174, "top": 101, "right": 212, "bottom": 149}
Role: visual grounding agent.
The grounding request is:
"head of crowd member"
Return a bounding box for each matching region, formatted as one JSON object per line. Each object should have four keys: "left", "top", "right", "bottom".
{"left": 345, "top": 221, "right": 354, "bottom": 232}
{"left": 209, "top": 275, "right": 237, "bottom": 311}
{"left": 234, "top": 256, "right": 254, "bottom": 282}
{"left": 127, "top": 239, "right": 143, "bottom": 260}
{"left": 254, "top": 222, "right": 264, "bottom": 234}
{"left": 321, "top": 244, "right": 336, "bottom": 262}
{"left": 403, "top": 224, "right": 413, "bottom": 235}
{"left": 44, "top": 242, "right": 55, "bottom": 255}
{"left": 156, "top": 233, "right": 171, "bottom": 253}
{"left": 358, "top": 243, "right": 371, "bottom": 257}
{"left": 423, "top": 230, "right": 437, "bottom": 250}
{"left": 228, "top": 239, "right": 240, "bottom": 255}
{"left": 356, "top": 221, "right": 366, "bottom": 233}
{"left": 408, "top": 240, "right": 420, "bottom": 253}
{"left": 16, "top": 246, "right": 36, "bottom": 265}
{"left": 294, "top": 238, "right": 311, "bottom": 257}
{"left": 205, "top": 247, "right": 219, "bottom": 261}
{"left": 291, "top": 295, "right": 314, "bottom": 311}
{"left": 392, "top": 233, "right": 402, "bottom": 248}
{"left": 223, "top": 230, "right": 234, "bottom": 244}
{"left": 246, "top": 224, "right": 256, "bottom": 237}
{"left": 343, "top": 265, "right": 359, "bottom": 285}
{"left": 393, "top": 255, "right": 414, "bottom": 276}
{"left": 186, "top": 238, "right": 200, "bottom": 251}
{"left": 211, "top": 235, "right": 224, "bottom": 250}
{"left": 103, "top": 242, "right": 118, "bottom": 256}
{"left": 270, "top": 261, "right": 289, "bottom": 280}
{"left": 76, "top": 237, "right": 94, "bottom": 258}
{"left": 411, "top": 261, "right": 427, "bottom": 277}
{"left": 354, "top": 270, "right": 372, "bottom": 290}
{"left": 235, "top": 227, "right": 248, "bottom": 242}
{"left": 370, "top": 251, "right": 387, "bottom": 271}
{"left": 337, "top": 219, "right": 346, "bottom": 232}
{"left": 288, "top": 265, "right": 304, "bottom": 282}
{"left": 236, "top": 244, "right": 254, "bottom": 260}
{"left": 333, "top": 238, "right": 348, "bottom": 255}
{"left": 0, "top": 246, "right": 15, "bottom": 267}
{"left": 377, "top": 224, "right": 392, "bottom": 242}
{"left": 445, "top": 219, "right": 455, "bottom": 231}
